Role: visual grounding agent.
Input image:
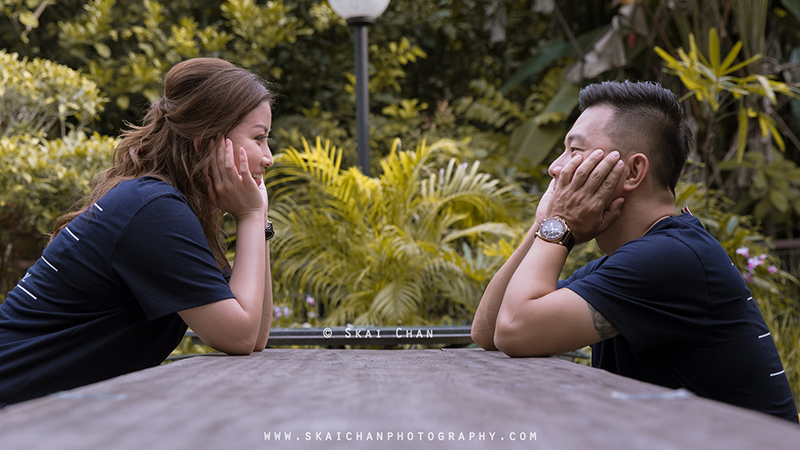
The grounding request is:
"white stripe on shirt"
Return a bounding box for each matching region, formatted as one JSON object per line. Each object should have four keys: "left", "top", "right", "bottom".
{"left": 65, "top": 227, "right": 80, "bottom": 241}
{"left": 42, "top": 257, "right": 58, "bottom": 272}
{"left": 17, "top": 284, "right": 37, "bottom": 300}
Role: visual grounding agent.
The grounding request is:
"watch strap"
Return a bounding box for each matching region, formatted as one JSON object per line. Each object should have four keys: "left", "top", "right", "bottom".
{"left": 265, "top": 220, "right": 274, "bottom": 241}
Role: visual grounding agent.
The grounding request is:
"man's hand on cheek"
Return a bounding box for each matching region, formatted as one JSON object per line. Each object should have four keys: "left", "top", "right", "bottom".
{"left": 532, "top": 179, "right": 556, "bottom": 234}
{"left": 548, "top": 149, "right": 625, "bottom": 243}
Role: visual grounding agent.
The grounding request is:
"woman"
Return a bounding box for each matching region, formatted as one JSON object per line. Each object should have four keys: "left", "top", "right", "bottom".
{"left": 0, "top": 58, "right": 274, "bottom": 406}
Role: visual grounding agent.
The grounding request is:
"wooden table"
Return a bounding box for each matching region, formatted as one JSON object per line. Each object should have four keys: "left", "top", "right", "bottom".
{"left": 1, "top": 349, "right": 798, "bottom": 449}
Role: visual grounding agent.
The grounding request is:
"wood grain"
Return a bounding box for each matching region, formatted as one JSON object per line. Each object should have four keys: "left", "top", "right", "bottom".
{"left": 1, "top": 349, "right": 798, "bottom": 449}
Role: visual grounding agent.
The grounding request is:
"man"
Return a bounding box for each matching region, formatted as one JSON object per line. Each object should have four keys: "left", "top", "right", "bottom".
{"left": 471, "top": 80, "right": 798, "bottom": 423}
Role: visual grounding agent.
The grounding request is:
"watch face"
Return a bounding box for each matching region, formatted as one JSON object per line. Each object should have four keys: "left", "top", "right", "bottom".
{"left": 539, "top": 218, "right": 567, "bottom": 240}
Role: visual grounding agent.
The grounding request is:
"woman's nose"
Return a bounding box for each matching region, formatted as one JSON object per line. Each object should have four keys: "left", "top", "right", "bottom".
{"left": 263, "top": 148, "right": 273, "bottom": 167}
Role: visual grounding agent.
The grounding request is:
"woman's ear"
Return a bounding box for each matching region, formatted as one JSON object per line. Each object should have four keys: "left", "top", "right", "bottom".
{"left": 622, "top": 153, "right": 648, "bottom": 191}
{"left": 193, "top": 139, "right": 202, "bottom": 156}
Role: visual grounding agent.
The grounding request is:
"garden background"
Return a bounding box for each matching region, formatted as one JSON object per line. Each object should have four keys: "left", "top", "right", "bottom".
{"left": 1, "top": 0, "right": 799, "bottom": 408}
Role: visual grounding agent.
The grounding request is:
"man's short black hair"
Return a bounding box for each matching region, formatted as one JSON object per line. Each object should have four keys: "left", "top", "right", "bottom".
{"left": 579, "top": 81, "right": 692, "bottom": 195}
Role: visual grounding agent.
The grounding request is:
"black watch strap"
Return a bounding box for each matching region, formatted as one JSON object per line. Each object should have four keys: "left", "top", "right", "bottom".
{"left": 265, "top": 220, "right": 274, "bottom": 240}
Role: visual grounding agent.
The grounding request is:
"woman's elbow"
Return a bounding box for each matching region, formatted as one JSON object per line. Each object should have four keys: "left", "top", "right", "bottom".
{"left": 208, "top": 330, "right": 259, "bottom": 356}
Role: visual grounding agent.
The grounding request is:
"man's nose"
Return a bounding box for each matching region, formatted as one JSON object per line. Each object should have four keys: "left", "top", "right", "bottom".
{"left": 548, "top": 151, "right": 569, "bottom": 178}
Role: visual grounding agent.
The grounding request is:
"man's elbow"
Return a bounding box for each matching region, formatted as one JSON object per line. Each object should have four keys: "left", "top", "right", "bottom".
{"left": 471, "top": 325, "right": 498, "bottom": 351}
{"left": 493, "top": 319, "right": 553, "bottom": 358}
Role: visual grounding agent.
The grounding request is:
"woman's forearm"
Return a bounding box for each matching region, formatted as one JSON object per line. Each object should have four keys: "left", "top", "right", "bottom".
{"left": 228, "top": 213, "right": 266, "bottom": 331}
{"left": 253, "top": 243, "right": 273, "bottom": 351}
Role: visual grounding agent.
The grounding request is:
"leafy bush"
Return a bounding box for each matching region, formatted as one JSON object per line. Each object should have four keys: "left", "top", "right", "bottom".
{"left": 0, "top": 50, "right": 106, "bottom": 138}
{"left": 0, "top": 49, "right": 115, "bottom": 301}
{"left": 264, "top": 136, "right": 534, "bottom": 327}
{"left": 0, "top": 132, "right": 116, "bottom": 235}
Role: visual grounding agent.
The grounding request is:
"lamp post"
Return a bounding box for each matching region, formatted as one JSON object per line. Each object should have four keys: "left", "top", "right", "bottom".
{"left": 328, "top": 0, "right": 390, "bottom": 176}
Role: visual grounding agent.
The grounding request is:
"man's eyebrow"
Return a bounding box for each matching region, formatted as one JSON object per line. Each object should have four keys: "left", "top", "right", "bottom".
{"left": 565, "top": 134, "right": 586, "bottom": 146}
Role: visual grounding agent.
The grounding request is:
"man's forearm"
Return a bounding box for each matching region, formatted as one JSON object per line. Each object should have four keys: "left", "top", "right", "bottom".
{"left": 504, "top": 239, "right": 567, "bottom": 304}
{"left": 472, "top": 227, "right": 538, "bottom": 350}
{"left": 493, "top": 239, "right": 569, "bottom": 356}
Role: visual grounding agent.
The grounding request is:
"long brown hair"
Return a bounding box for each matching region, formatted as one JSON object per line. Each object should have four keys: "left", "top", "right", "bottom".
{"left": 52, "top": 58, "right": 273, "bottom": 269}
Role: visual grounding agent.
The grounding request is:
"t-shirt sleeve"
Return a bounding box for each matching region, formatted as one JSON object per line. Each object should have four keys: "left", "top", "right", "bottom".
{"left": 565, "top": 236, "right": 711, "bottom": 353}
{"left": 111, "top": 195, "right": 234, "bottom": 320}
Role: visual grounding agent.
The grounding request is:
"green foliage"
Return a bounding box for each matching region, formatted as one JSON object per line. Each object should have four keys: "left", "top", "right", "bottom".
{"left": 647, "top": 4, "right": 800, "bottom": 235}
{"left": 718, "top": 150, "right": 800, "bottom": 220}
{"left": 54, "top": 0, "right": 311, "bottom": 109}
{"left": 265, "top": 136, "right": 533, "bottom": 327}
{"left": 655, "top": 28, "right": 800, "bottom": 161}
{"left": 0, "top": 50, "right": 107, "bottom": 137}
{"left": 0, "top": 131, "right": 115, "bottom": 235}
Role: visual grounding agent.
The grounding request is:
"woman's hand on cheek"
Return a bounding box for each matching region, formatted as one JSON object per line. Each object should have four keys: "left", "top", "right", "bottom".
{"left": 258, "top": 181, "right": 269, "bottom": 222}
{"left": 209, "top": 137, "right": 264, "bottom": 221}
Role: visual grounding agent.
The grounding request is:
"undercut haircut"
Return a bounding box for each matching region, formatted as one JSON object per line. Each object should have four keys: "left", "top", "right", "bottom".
{"left": 579, "top": 81, "right": 692, "bottom": 195}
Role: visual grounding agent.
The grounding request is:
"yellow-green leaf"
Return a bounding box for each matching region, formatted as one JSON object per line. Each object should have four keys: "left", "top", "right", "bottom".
{"left": 769, "top": 189, "right": 789, "bottom": 212}
{"left": 723, "top": 54, "right": 762, "bottom": 76}
{"left": 94, "top": 43, "right": 111, "bottom": 59}
{"left": 719, "top": 41, "right": 743, "bottom": 74}
{"left": 18, "top": 11, "right": 39, "bottom": 28}
{"left": 769, "top": 122, "right": 786, "bottom": 152}
{"left": 116, "top": 95, "right": 130, "bottom": 110}
{"left": 758, "top": 115, "right": 769, "bottom": 137}
{"left": 654, "top": 46, "right": 679, "bottom": 67}
{"left": 753, "top": 75, "right": 777, "bottom": 104}
{"left": 736, "top": 106, "right": 747, "bottom": 162}
{"left": 709, "top": 28, "right": 721, "bottom": 74}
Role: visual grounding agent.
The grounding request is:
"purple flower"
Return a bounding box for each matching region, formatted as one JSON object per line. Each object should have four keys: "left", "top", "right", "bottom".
{"left": 306, "top": 295, "right": 315, "bottom": 306}
{"left": 273, "top": 306, "right": 282, "bottom": 319}
{"left": 747, "top": 256, "right": 765, "bottom": 272}
{"left": 283, "top": 306, "right": 291, "bottom": 317}
{"left": 735, "top": 247, "right": 750, "bottom": 258}
{"left": 742, "top": 272, "right": 753, "bottom": 283}
{"left": 768, "top": 266, "right": 778, "bottom": 274}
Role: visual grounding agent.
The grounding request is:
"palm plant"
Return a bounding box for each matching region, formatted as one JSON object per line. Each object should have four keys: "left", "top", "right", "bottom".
{"left": 264, "top": 137, "right": 533, "bottom": 327}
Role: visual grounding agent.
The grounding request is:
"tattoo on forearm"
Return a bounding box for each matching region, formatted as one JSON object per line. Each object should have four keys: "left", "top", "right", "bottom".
{"left": 588, "top": 303, "right": 619, "bottom": 340}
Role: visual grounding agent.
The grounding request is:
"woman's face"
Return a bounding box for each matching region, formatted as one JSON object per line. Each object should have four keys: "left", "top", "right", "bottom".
{"left": 227, "top": 101, "right": 273, "bottom": 186}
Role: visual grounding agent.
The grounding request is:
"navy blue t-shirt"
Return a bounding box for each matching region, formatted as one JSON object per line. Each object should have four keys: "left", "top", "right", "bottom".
{"left": 560, "top": 213, "right": 798, "bottom": 423}
{"left": 0, "top": 177, "right": 233, "bottom": 406}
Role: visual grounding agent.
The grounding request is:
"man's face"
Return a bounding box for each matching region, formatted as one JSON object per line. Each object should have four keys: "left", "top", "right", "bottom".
{"left": 548, "top": 105, "right": 627, "bottom": 198}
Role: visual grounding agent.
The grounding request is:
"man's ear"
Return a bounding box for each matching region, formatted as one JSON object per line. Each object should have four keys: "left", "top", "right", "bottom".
{"left": 622, "top": 153, "right": 648, "bottom": 191}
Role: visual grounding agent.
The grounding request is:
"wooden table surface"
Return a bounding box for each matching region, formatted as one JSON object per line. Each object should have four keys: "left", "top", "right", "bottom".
{"left": 1, "top": 348, "right": 798, "bottom": 449}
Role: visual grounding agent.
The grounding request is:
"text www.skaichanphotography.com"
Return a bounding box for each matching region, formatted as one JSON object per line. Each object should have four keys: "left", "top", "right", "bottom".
{"left": 264, "top": 430, "right": 539, "bottom": 443}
